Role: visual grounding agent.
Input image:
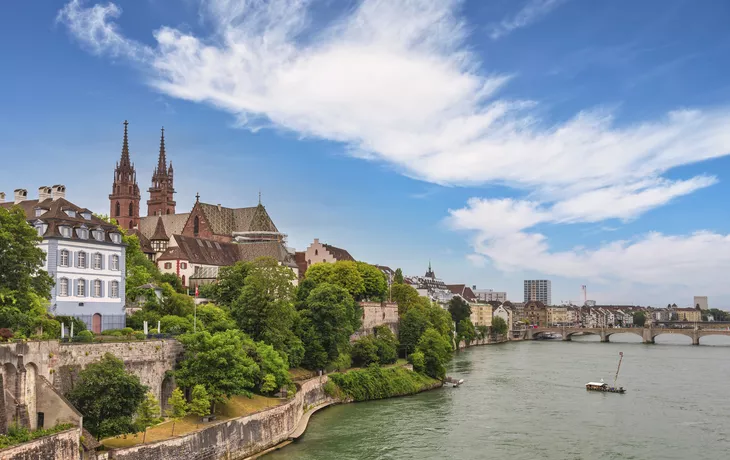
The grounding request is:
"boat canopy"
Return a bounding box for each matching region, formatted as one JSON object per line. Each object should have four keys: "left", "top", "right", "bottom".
{"left": 586, "top": 382, "right": 607, "bottom": 386}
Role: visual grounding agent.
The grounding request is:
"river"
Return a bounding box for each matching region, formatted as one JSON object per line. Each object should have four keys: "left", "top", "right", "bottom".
{"left": 266, "top": 334, "right": 730, "bottom": 460}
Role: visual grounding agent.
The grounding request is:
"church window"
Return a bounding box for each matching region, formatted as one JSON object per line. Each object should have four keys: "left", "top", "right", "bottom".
{"left": 115, "top": 201, "right": 120, "bottom": 217}
{"left": 193, "top": 216, "right": 200, "bottom": 236}
{"left": 128, "top": 221, "right": 133, "bottom": 229}
{"left": 315, "top": 249, "right": 318, "bottom": 256}
{"left": 166, "top": 209, "right": 170, "bottom": 215}
{"left": 129, "top": 186, "right": 133, "bottom": 194}
{"left": 128, "top": 202, "right": 133, "bottom": 216}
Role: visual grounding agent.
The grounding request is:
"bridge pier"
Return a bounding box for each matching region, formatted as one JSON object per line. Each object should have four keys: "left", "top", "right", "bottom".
{"left": 642, "top": 328, "right": 655, "bottom": 344}
{"left": 600, "top": 330, "right": 609, "bottom": 342}
{"left": 692, "top": 331, "right": 700, "bottom": 346}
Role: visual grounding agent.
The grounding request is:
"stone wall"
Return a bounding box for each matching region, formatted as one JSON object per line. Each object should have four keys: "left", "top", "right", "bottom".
{"left": 352, "top": 302, "right": 399, "bottom": 341}
{"left": 107, "top": 376, "right": 334, "bottom": 460}
{"left": 35, "top": 376, "right": 82, "bottom": 429}
{"left": 0, "top": 428, "right": 81, "bottom": 460}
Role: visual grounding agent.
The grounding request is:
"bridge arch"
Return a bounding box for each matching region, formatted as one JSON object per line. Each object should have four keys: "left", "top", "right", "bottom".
{"left": 604, "top": 330, "right": 643, "bottom": 341}
{"left": 698, "top": 333, "right": 730, "bottom": 346}
{"left": 652, "top": 331, "right": 693, "bottom": 344}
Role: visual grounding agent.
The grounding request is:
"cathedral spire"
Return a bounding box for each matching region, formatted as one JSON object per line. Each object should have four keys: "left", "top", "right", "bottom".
{"left": 157, "top": 127, "right": 167, "bottom": 173}
{"left": 120, "top": 120, "right": 131, "bottom": 168}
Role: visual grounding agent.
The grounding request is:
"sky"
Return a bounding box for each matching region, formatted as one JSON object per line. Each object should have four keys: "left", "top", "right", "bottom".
{"left": 1, "top": 0, "right": 730, "bottom": 307}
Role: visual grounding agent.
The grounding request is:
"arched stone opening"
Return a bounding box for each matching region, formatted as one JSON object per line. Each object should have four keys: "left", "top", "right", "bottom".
{"left": 161, "top": 374, "right": 175, "bottom": 412}
{"left": 2, "top": 363, "right": 18, "bottom": 428}
{"left": 604, "top": 332, "right": 643, "bottom": 343}
{"left": 653, "top": 333, "right": 692, "bottom": 345}
{"left": 698, "top": 334, "right": 730, "bottom": 346}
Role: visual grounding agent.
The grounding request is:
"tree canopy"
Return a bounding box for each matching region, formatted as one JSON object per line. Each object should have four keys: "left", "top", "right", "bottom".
{"left": 417, "top": 328, "right": 453, "bottom": 380}
{"left": 66, "top": 353, "right": 147, "bottom": 440}
{"left": 491, "top": 316, "right": 508, "bottom": 335}
{"left": 393, "top": 268, "right": 404, "bottom": 285}
{"left": 448, "top": 297, "right": 471, "bottom": 326}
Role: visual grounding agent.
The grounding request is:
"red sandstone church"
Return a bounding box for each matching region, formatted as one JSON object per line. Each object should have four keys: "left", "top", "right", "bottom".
{"left": 109, "top": 121, "right": 298, "bottom": 291}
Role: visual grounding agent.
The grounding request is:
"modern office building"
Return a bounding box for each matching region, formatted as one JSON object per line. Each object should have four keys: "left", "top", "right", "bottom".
{"left": 693, "top": 296, "right": 708, "bottom": 310}
{"left": 524, "top": 279, "right": 552, "bottom": 305}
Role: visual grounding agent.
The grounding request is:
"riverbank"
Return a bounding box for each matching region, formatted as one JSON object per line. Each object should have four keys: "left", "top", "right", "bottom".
{"left": 326, "top": 365, "right": 442, "bottom": 402}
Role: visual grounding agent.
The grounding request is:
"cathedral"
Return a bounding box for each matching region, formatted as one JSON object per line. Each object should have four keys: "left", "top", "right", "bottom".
{"left": 109, "top": 121, "right": 298, "bottom": 290}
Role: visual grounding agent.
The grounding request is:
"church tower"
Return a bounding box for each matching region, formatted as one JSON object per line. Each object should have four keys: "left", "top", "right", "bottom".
{"left": 147, "top": 127, "right": 176, "bottom": 216}
{"left": 109, "top": 120, "right": 141, "bottom": 229}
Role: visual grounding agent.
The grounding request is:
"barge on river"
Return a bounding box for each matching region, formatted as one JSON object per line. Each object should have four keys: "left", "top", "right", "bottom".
{"left": 585, "top": 381, "right": 626, "bottom": 393}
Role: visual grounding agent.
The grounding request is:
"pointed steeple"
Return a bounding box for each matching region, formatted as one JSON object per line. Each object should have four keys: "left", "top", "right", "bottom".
{"left": 120, "top": 120, "right": 131, "bottom": 168}
{"left": 157, "top": 127, "right": 167, "bottom": 173}
{"left": 151, "top": 216, "right": 168, "bottom": 241}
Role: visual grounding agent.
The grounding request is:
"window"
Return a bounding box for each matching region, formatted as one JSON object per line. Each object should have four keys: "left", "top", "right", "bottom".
{"left": 35, "top": 208, "right": 46, "bottom": 217}
{"left": 180, "top": 263, "right": 187, "bottom": 269}
{"left": 93, "top": 229, "right": 105, "bottom": 241}
{"left": 128, "top": 186, "right": 133, "bottom": 194}
{"left": 128, "top": 202, "right": 133, "bottom": 216}
{"left": 59, "top": 278, "right": 68, "bottom": 297}
{"left": 60, "top": 226, "right": 71, "bottom": 238}
{"left": 181, "top": 275, "right": 186, "bottom": 286}
{"left": 111, "top": 255, "right": 119, "bottom": 270}
{"left": 93, "top": 253, "right": 102, "bottom": 269}
{"left": 78, "top": 252, "right": 86, "bottom": 269}
{"left": 110, "top": 233, "right": 121, "bottom": 244}
{"left": 77, "top": 279, "right": 86, "bottom": 297}
{"left": 205, "top": 240, "right": 212, "bottom": 248}
{"left": 115, "top": 201, "right": 120, "bottom": 217}
{"left": 196, "top": 239, "right": 203, "bottom": 247}
{"left": 111, "top": 281, "right": 119, "bottom": 298}
{"left": 36, "top": 224, "right": 45, "bottom": 237}
{"left": 164, "top": 262, "right": 172, "bottom": 269}
{"left": 315, "top": 249, "right": 318, "bottom": 256}
{"left": 64, "top": 209, "right": 76, "bottom": 218}
{"left": 60, "top": 250, "right": 69, "bottom": 267}
{"left": 93, "top": 280, "right": 102, "bottom": 297}
{"left": 82, "top": 212, "right": 91, "bottom": 220}
{"left": 166, "top": 209, "right": 170, "bottom": 215}
{"left": 128, "top": 221, "right": 133, "bottom": 229}
{"left": 76, "top": 228, "right": 88, "bottom": 239}
{"left": 193, "top": 216, "right": 199, "bottom": 236}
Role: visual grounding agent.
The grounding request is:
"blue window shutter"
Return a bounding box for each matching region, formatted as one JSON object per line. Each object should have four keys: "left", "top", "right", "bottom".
{"left": 100, "top": 254, "right": 104, "bottom": 270}
{"left": 85, "top": 279, "right": 89, "bottom": 297}
{"left": 107, "top": 280, "right": 111, "bottom": 297}
{"left": 99, "top": 280, "right": 104, "bottom": 298}
{"left": 108, "top": 254, "right": 112, "bottom": 269}
{"left": 73, "top": 279, "right": 77, "bottom": 296}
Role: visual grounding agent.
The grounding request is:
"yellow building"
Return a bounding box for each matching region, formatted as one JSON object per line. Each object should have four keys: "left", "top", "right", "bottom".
{"left": 547, "top": 306, "right": 568, "bottom": 326}
{"left": 675, "top": 308, "right": 701, "bottom": 322}
{"left": 470, "top": 303, "right": 493, "bottom": 327}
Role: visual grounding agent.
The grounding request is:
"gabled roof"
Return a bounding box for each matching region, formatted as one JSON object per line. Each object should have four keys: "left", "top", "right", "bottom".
{"left": 138, "top": 213, "right": 189, "bottom": 240}
{"left": 150, "top": 216, "right": 168, "bottom": 241}
{"left": 197, "top": 202, "right": 279, "bottom": 236}
{"left": 1, "top": 197, "right": 120, "bottom": 242}
{"left": 446, "top": 284, "right": 477, "bottom": 302}
{"left": 127, "top": 228, "right": 154, "bottom": 254}
{"left": 157, "top": 235, "right": 296, "bottom": 268}
{"left": 322, "top": 243, "right": 355, "bottom": 261}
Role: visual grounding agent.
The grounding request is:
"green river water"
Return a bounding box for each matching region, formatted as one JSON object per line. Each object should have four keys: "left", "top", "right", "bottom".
{"left": 266, "top": 334, "right": 730, "bottom": 460}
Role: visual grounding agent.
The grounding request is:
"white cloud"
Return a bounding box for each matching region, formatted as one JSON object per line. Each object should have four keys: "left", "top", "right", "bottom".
{"left": 57, "top": 0, "right": 730, "bottom": 299}
{"left": 466, "top": 254, "right": 488, "bottom": 268}
{"left": 487, "top": 0, "right": 568, "bottom": 40}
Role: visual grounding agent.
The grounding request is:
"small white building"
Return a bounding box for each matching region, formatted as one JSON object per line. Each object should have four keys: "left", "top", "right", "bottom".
{"left": 493, "top": 304, "right": 513, "bottom": 328}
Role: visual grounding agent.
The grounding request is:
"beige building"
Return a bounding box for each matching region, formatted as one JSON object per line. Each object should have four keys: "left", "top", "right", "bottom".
{"left": 675, "top": 308, "right": 701, "bottom": 322}
{"left": 303, "top": 238, "right": 355, "bottom": 266}
{"left": 470, "top": 304, "right": 493, "bottom": 327}
{"left": 547, "top": 306, "right": 568, "bottom": 326}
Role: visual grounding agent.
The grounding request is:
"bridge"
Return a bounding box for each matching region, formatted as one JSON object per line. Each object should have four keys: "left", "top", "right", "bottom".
{"left": 524, "top": 326, "right": 730, "bottom": 345}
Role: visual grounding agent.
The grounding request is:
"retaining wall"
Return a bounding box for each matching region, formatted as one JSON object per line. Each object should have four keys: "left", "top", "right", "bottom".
{"left": 0, "top": 428, "right": 81, "bottom": 460}
{"left": 107, "top": 376, "right": 334, "bottom": 460}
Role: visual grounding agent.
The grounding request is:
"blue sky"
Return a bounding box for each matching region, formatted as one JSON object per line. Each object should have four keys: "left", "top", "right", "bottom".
{"left": 2, "top": 0, "right": 730, "bottom": 307}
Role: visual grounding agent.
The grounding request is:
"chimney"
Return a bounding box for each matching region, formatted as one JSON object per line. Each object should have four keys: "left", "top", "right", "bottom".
{"left": 0, "top": 192, "right": 5, "bottom": 204}
{"left": 51, "top": 185, "right": 66, "bottom": 201}
{"left": 314, "top": 238, "right": 320, "bottom": 244}
{"left": 472, "top": 285, "right": 477, "bottom": 291}
{"left": 14, "top": 188, "right": 28, "bottom": 204}
{"left": 38, "top": 186, "right": 52, "bottom": 201}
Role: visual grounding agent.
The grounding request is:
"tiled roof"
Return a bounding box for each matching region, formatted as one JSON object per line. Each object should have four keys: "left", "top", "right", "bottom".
{"left": 1, "top": 198, "right": 121, "bottom": 243}
{"left": 127, "top": 228, "right": 154, "bottom": 254}
{"left": 445, "top": 284, "right": 477, "bottom": 302}
{"left": 157, "top": 235, "right": 296, "bottom": 268}
{"left": 198, "top": 202, "right": 278, "bottom": 236}
{"left": 322, "top": 243, "right": 354, "bottom": 261}
{"left": 150, "top": 216, "right": 169, "bottom": 241}
{"left": 138, "top": 213, "right": 190, "bottom": 240}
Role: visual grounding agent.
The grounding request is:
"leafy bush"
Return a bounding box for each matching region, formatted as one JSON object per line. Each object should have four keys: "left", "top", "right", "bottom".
{"left": 328, "top": 365, "right": 437, "bottom": 402}
{"left": 75, "top": 330, "right": 94, "bottom": 343}
{"left": 0, "top": 328, "right": 13, "bottom": 342}
{"left": 122, "top": 327, "right": 134, "bottom": 337}
{"left": 160, "top": 315, "right": 193, "bottom": 335}
{"left": 134, "top": 332, "right": 146, "bottom": 340}
{"left": 351, "top": 337, "right": 379, "bottom": 367}
{"left": 408, "top": 351, "right": 425, "bottom": 374}
{"left": 0, "top": 423, "right": 75, "bottom": 449}
{"left": 373, "top": 326, "right": 398, "bottom": 364}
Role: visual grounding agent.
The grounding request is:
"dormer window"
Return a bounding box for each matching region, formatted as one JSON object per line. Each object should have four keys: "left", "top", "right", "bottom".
{"left": 110, "top": 233, "right": 121, "bottom": 244}
{"left": 60, "top": 226, "right": 72, "bottom": 238}
{"left": 64, "top": 209, "right": 76, "bottom": 218}
{"left": 76, "top": 228, "right": 89, "bottom": 240}
{"left": 34, "top": 208, "right": 47, "bottom": 217}
{"left": 82, "top": 212, "right": 91, "bottom": 220}
{"left": 93, "top": 229, "right": 105, "bottom": 241}
{"left": 35, "top": 222, "right": 47, "bottom": 237}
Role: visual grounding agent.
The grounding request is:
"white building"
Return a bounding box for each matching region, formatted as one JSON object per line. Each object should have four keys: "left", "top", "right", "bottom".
{"left": 694, "top": 296, "right": 708, "bottom": 310}
{"left": 1, "top": 186, "right": 126, "bottom": 333}
{"left": 524, "top": 279, "right": 551, "bottom": 305}
{"left": 473, "top": 288, "right": 507, "bottom": 303}
{"left": 493, "top": 305, "right": 513, "bottom": 328}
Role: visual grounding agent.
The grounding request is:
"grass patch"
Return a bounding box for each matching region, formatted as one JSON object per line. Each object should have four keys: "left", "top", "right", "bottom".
{"left": 101, "top": 394, "right": 284, "bottom": 449}
{"left": 0, "top": 424, "right": 75, "bottom": 449}
{"left": 289, "top": 367, "right": 317, "bottom": 381}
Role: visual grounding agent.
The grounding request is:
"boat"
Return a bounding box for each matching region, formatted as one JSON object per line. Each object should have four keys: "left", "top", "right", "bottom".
{"left": 585, "top": 352, "right": 626, "bottom": 394}
{"left": 444, "top": 376, "right": 464, "bottom": 388}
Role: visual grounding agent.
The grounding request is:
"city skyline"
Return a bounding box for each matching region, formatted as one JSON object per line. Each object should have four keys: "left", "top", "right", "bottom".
{"left": 2, "top": 0, "right": 730, "bottom": 306}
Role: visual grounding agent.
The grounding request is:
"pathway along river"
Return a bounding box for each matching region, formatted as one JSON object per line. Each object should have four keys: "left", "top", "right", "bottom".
{"left": 266, "top": 334, "right": 730, "bottom": 460}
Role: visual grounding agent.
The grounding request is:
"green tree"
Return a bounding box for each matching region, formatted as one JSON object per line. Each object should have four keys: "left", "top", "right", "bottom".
{"left": 351, "top": 336, "right": 380, "bottom": 367}
{"left": 136, "top": 392, "right": 161, "bottom": 444}
{"left": 189, "top": 384, "right": 211, "bottom": 423}
{"left": 66, "top": 353, "right": 147, "bottom": 439}
{"left": 398, "top": 307, "right": 430, "bottom": 355}
{"left": 373, "top": 325, "right": 398, "bottom": 364}
{"left": 391, "top": 284, "right": 421, "bottom": 316}
{"left": 210, "top": 261, "right": 253, "bottom": 307}
{"left": 231, "top": 257, "right": 303, "bottom": 365}
{"left": 393, "top": 268, "right": 404, "bottom": 285}
{"left": 246, "top": 340, "right": 293, "bottom": 394}
{"left": 457, "top": 319, "right": 476, "bottom": 345}
{"left": 159, "top": 315, "right": 193, "bottom": 335}
{"left": 0, "top": 206, "right": 54, "bottom": 330}
{"left": 159, "top": 273, "right": 185, "bottom": 294}
{"left": 166, "top": 388, "right": 188, "bottom": 435}
{"left": 448, "top": 297, "right": 472, "bottom": 326}
{"left": 632, "top": 311, "right": 647, "bottom": 327}
{"left": 297, "top": 283, "right": 359, "bottom": 370}
{"left": 195, "top": 303, "right": 237, "bottom": 333}
{"left": 305, "top": 261, "right": 365, "bottom": 300}
{"left": 476, "top": 325, "right": 489, "bottom": 341}
{"left": 709, "top": 308, "right": 729, "bottom": 321}
{"left": 416, "top": 328, "right": 453, "bottom": 380}
{"left": 491, "top": 316, "right": 508, "bottom": 335}
{"left": 355, "top": 262, "right": 388, "bottom": 301}
{"left": 176, "top": 331, "right": 259, "bottom": 411}
{"left": 408, "top": 350, "right": 425, "bottom": 373}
